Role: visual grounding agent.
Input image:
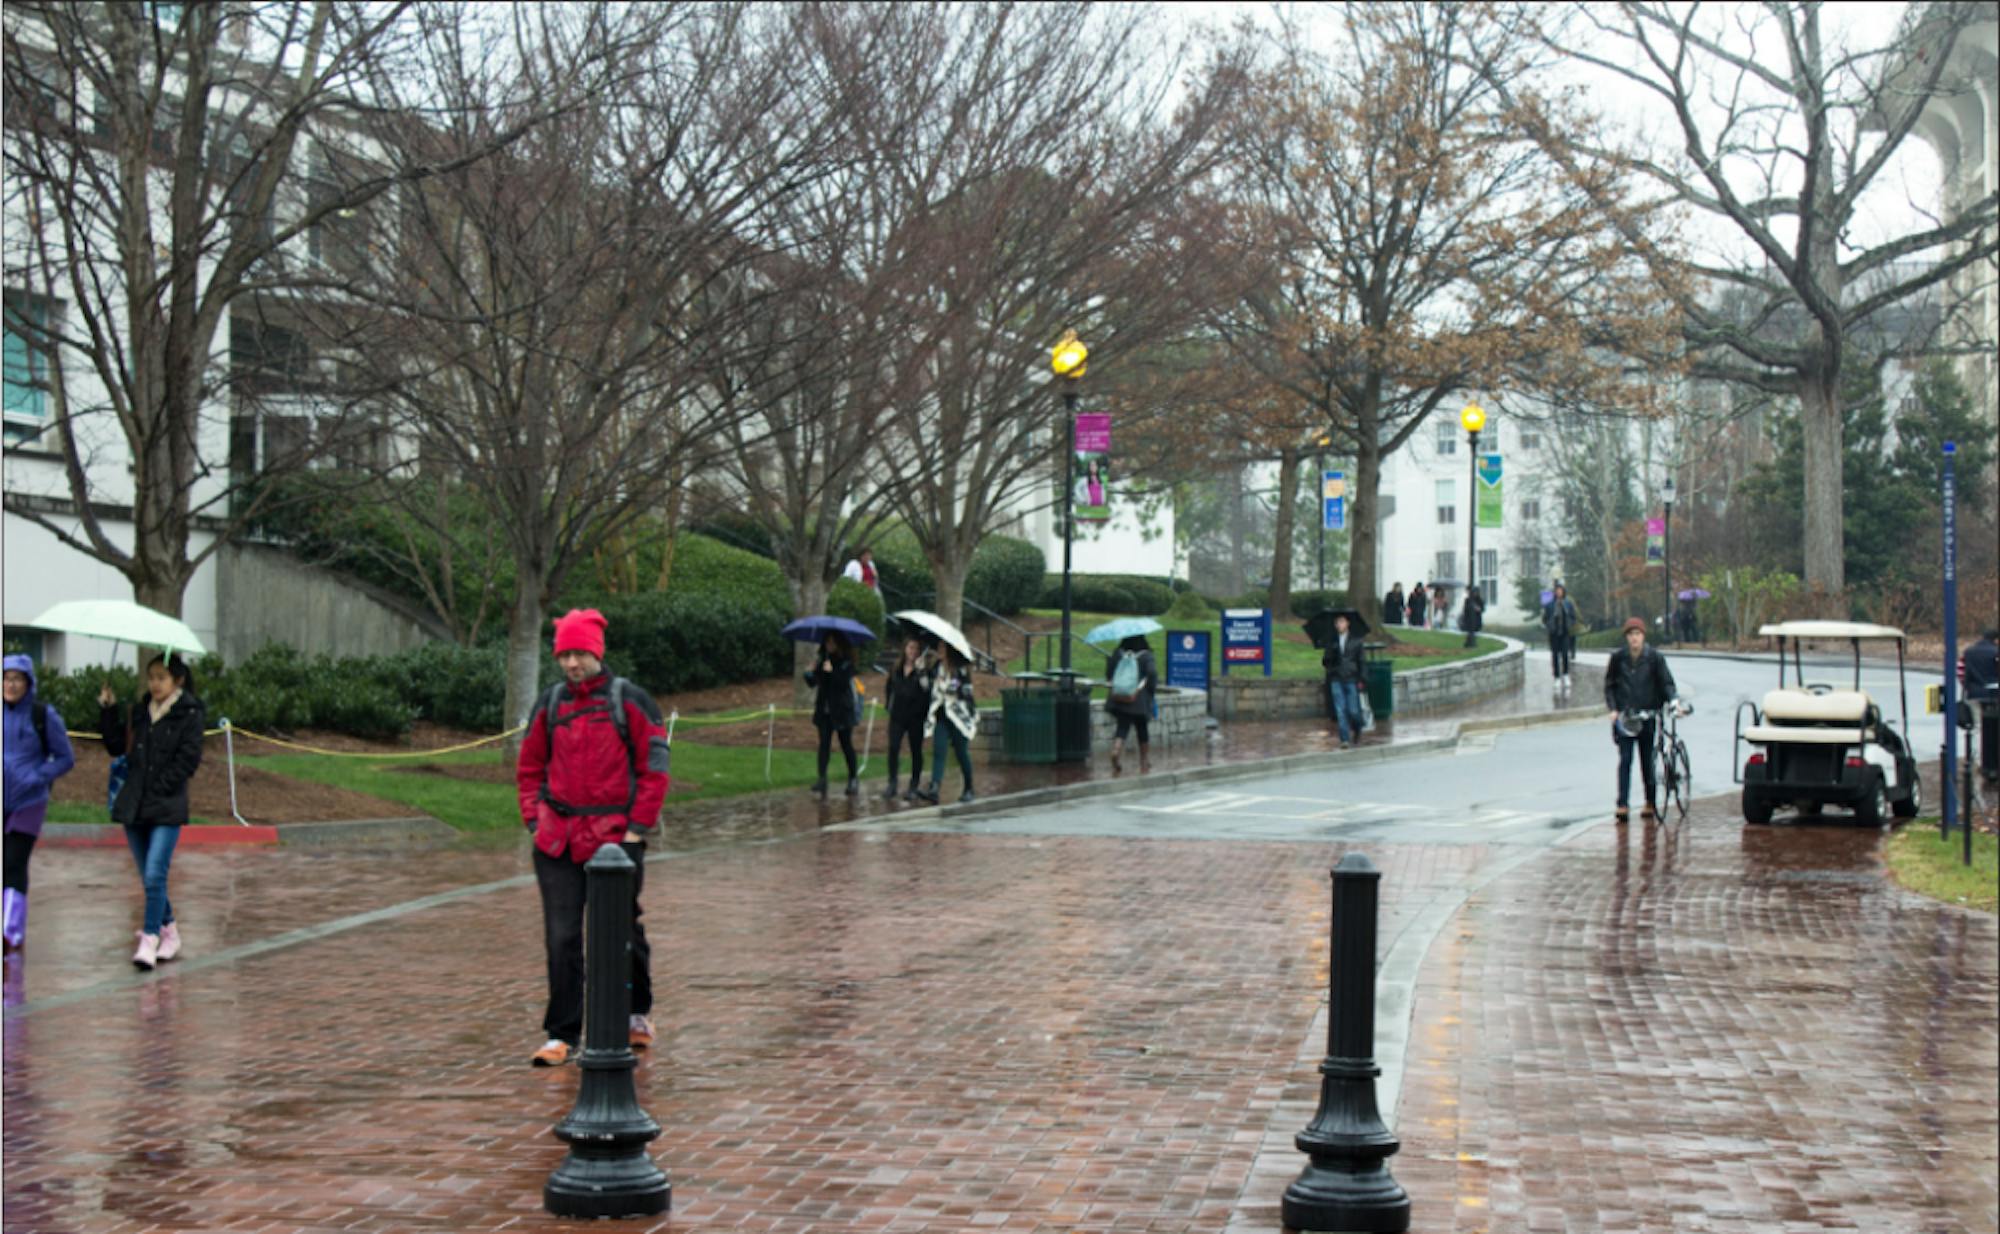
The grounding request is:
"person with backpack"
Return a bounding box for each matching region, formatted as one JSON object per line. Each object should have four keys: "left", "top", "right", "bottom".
{"left": 915, "top": 644, "right": 977, "bottom": 804}
{"left": 4, "top": 655, "right": 77, "bottom": 956}
{"left": 1105, "top": 634, "right": 1158, "bottom": 774}
{"left": 882, "top": 637, "right": 930, "bottom": 801}
{"left": 1321, "top": 614, "right": 1367, "bottom": 748}
{"left": 97, "top": 653, "right": 205, "bottom": 971}
{"left": 517, "top": 608, "right": 671, "bottom": 1067}
{"left": 1542, "top": 582, "right": 1579, "bottom": 693}
{"left": 804, "top": 630, "right": 861, "bottom": 798}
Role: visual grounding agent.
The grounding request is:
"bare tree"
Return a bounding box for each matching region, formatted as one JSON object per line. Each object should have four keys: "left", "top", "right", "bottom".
{"left": 0, "top": 2, "right": 565, "bottom": 618}
{"left": 1513, "top": 1, "right": 2000, "bottom": 602}
{"left": 349, "top": 4, "right": 846, "bottom": 742}
{"left": 1212, "top": 2, "right": 1675, "bottom": 630}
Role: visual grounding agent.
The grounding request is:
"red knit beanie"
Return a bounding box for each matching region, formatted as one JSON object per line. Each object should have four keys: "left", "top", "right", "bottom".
{"left": 552, "top": 608, "right": 607, "bottom": 659}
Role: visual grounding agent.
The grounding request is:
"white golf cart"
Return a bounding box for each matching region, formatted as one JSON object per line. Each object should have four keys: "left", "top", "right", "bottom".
{"left": 1734, "top": 621, "right": 1921, "bottom": 826}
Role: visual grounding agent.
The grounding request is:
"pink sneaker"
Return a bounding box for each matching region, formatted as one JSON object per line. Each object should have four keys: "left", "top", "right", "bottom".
{"left": 156, "top": 922, "right": 182, "bottom": 962}
{"left": 132, "top": 932, "right": 160, "bottom": 971}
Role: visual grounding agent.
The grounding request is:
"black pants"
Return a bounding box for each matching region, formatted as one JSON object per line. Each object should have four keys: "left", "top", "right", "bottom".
{"left": 1980, "top": 699, "right": 1998, "bottom": 780}
{"left": 3, "top": 831, "right": 35, "bottom": 893}
{"left": 1614, "top": 720, "right": 1657, "bottom": 808}
{"left": 816, "top": 724, "right": 857, "bottom": 782}
{"left": 534, "top": 840, "right": 652, "bottom": 1046}
{"left": 1550, "top": 634, "right": 1574, "bottom": 678}
{"left": 886, "top": 715, "right": 924, "bottom": 783}
{"left": 1113, "top": 713, "right": 1150, "bottom": 744}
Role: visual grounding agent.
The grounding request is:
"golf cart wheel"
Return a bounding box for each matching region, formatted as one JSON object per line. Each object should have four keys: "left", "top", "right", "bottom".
{"left": 1743, "top": 790, "right": 1774, "bottom": 826}
{"left": 1891, "top": 767, "right": 1922, "bottom": 820}
{"left": 1853, "top": 773, "right": 1888, "bottom": 827}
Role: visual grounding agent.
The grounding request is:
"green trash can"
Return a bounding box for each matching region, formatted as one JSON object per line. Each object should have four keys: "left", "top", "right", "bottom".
{"left": 1053, "top": 687, "right": 1093, "bottom": 762}
{"left": 1363, "top": 645, "right": 1395, "bottom": 718}
{"left": 1001, "top": 683, "right": 1058, "bottom": 764}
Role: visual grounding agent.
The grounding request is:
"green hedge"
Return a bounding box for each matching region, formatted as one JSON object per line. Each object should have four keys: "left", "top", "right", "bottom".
{"left": 870, "top": 531, "right": 1046, "bottom": 618}
{"left": 1288, "top": 589, "right": 1350, "bottom": 619}
{"left": 1038, "top": 574, "right": 1177, "bottom": 615}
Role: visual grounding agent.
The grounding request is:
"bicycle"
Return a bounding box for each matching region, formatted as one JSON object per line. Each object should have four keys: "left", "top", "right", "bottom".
{"left": 1619, "top": 700, "right": 1693, "bottom": 818}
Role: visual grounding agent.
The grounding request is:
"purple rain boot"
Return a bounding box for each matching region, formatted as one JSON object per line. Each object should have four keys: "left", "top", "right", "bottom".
{"left": 2, "top": 888, "right": 26, "bottom": 953}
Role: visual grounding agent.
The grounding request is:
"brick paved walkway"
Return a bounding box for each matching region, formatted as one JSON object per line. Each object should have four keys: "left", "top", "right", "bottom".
{"left": 4, "top": 777, "right": 1994, "bottom": 1232}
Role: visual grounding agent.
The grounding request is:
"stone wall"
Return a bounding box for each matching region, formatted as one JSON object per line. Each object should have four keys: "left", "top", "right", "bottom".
{"left": 1201, "top": 635, "right": 1527, "bottom": 721}
{"left": 216, "top": 542, "right": 450, "bottom": 664}
{"left": 978, "top": 685, "right": 1209, "bottom": 761}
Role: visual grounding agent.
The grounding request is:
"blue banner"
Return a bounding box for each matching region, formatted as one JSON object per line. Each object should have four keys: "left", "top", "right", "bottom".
{"left": 1322, "top": 470, "right": 1345, "bottom": 531}
{"left": 1165, "top": 629, "right": 1211, "bottom": 691}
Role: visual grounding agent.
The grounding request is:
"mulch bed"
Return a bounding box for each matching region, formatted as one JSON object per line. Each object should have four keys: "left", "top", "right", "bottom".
{"left": 46, "top": 737, "right": 413, "bottom": 825}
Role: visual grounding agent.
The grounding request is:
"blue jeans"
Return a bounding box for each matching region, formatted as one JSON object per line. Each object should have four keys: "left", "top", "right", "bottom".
{"left": 1613, "top": 720, "right": 1657, "bottom": 808}
{"left": 929, "top": 725, "right": 973, "bottom": 793}
{"left": 123, "top": 823, "right": 181, "bottom": 935}
{"left": 1329, "top": 681, "right": 1363, "bottom": 743}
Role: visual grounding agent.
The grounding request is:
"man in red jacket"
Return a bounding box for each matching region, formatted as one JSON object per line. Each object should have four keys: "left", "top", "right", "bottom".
{"left": 517, "top": 608, "right": 670, "bottom": 1067}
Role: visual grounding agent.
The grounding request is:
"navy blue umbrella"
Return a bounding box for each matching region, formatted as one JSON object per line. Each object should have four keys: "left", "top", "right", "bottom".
{"left": 781, "top": 615, "right": 877, "bottom": 644}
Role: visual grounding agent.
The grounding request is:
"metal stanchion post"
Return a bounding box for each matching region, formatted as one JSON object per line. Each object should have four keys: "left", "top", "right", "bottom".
{"left": 544, "top": 844, "right": 670, "bottom": 1218}
{"left": 1282, "top": 852, "right": 1410, "bottom": 1233}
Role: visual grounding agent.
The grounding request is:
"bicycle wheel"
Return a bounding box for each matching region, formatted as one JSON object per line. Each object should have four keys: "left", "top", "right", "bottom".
{"left": 1669, "top": 741, "right": 1692, "bottom": 817}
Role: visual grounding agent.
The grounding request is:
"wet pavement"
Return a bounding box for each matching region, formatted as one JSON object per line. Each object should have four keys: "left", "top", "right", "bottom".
{"left": 4, "top": 672, "right": 1994, "bottom": 1233}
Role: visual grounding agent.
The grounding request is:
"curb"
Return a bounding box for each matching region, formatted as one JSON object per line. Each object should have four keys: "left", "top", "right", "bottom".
{"left": 41, "top": 816, "right": 452, "bottom": 848}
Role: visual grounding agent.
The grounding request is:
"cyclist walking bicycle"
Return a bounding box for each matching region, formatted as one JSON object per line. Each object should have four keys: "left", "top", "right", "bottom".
{"left": 1604, "top": 616, "right": 1679, "bottom": 823}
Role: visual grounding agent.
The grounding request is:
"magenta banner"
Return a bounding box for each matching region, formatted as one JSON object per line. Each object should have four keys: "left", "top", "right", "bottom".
{"left": 1073, "top": 413, "right": 1110, "bottom": 522}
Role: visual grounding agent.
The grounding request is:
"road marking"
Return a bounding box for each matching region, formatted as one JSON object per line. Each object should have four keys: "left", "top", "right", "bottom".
{"left": 1120, "top": 792, "right": 1559, "bottom": 832}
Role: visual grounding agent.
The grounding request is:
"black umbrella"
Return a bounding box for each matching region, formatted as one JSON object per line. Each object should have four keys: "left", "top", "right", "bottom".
{"left": 1303, "top": 608, "right": 1372, "bottom": 648}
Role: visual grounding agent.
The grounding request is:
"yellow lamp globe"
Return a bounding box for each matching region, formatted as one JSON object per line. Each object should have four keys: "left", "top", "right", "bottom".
{"left": 1459, "top": 402, "right": 1486, "bottom": 434}
{"left": 1051, "top": 330, "right": 1088, "bottom": 379}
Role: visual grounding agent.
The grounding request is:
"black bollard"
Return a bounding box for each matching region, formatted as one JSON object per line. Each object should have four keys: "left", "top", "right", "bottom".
{"left": 545, "top": 842, "right": 671, "bottom": 1219}
{"left": 1281, "top": 852, "right": 1410, "bottom": 1233}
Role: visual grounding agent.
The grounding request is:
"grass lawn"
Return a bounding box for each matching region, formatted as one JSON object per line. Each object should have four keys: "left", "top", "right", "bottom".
{"left": 1006, "top": 609, "right": 1502, "bottom": 687}
{"left": 1884, "top": 822, "right": 1998, "bottom": 913}
{"left": 243, "top": 740, "right": 889, "bottom": 834}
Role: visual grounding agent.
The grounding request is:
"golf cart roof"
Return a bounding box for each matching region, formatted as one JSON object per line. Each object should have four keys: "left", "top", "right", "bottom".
{"left": 1757, "top": 621, "right": 1906, "bottom": 642}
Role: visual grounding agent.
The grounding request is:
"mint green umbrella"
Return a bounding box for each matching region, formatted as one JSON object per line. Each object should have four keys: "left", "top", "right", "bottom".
{"left": 1084, "top": 616, "right": 1163, "bottom": 646}
{"left": 27, "top": 599, "right": 207, "bottom": 656}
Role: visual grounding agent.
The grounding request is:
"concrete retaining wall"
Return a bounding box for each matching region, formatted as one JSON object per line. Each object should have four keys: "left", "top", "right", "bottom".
{"left": 1201, "top": 635, "right": 1527, "bottom": 721}
{"left": 216, "top": 542, "right": 450, "bottom": 664}
{"left": 977, "top": 686, "right": 1208, "bottom": 761}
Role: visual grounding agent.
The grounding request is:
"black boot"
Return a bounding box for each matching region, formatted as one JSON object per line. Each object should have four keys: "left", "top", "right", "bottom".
{"left": 882, "top": 776, "right": 900, "bottom": 800}
{"left": 810, "top": 779, "right": 828, "bottom": 797}
{"left": 845, "top": 776, "right": 859, "bottom": 796}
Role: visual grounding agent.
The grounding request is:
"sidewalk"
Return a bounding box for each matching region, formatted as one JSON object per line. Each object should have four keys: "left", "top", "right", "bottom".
{"left": 5, "top": 775, "right": 1991, "bottom": 1232}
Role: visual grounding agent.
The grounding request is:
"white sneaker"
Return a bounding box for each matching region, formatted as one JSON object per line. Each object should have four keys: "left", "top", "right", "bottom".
{"left": 132, "top": 931, "right": 160, "bottom": 971}
{"left": 156, "top": 922, "right": 182, "bottom": 962}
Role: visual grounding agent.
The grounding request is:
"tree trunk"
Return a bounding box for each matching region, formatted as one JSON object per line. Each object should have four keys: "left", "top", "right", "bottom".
{"left": 788, "top": 572, "right": 830, "bottom": 709}
{"left": 1225, "top": 464, "right": 1249, "bottom": 595}
{"left": 1797, "top": 373, "right": 1846, "bottom": 608}
{"left": 1349, "top": 438, "right": 1384, "bottom": 630}
{"left": 502, "top": 577, "right": 546, "bottom": 765}
{"left": 929, "top": 548, "right": 969, "bottom": 631}
{"left": 1268, "top": 447, "right": 1300, "bottom": 620}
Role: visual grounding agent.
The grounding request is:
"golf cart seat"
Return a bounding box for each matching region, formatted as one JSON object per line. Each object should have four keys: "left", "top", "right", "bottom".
{"left": 1743, "top": 688, "right": 1877, "bottom": 744}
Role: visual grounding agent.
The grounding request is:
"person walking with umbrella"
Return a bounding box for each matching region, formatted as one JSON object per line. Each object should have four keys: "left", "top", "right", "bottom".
{"left": 4, "top": 655, "right": 76, "bottom": 956}
{"left": 916, "top": 644, "right": 977, "bottom": 804}
{"left": 882, "top": 636, "right": 930, "bottom": 800}
{"left": 97, "top": 653, "right": 205, "bottom": 971}
{"left": 805, "top": 630, "right": 862, "bottom": 797}
{"left": 1105, "top": 634, "right": 1158, "bottom": 774}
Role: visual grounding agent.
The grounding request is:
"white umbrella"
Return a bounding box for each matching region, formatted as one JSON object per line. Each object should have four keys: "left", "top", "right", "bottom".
{"left": 892, "top": 609, "right": 973, "bottom": 661}
{"left": 27, "top": 599, "right": 207, "bottom": 656}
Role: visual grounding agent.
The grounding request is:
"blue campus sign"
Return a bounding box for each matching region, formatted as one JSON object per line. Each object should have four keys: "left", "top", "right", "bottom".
{"left": 1221, "top": 607, "right": 1272, "bottom": 677}
{"left": 1166, "top": 630, "right": 1211, "bottom": 691}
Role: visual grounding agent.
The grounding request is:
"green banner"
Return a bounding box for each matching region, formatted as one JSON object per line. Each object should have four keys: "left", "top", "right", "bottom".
{"left": 1475, "top": 453, "right": 1502, "bottom": 528}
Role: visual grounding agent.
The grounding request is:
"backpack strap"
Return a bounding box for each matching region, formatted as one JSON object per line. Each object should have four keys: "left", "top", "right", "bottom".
{"left": 32, "top": 701, "right": 50, "bottom": 758}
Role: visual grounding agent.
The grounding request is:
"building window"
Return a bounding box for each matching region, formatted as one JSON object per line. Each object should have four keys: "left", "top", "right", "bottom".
{"left": 1519, "top": 546, "right": 1542, "bottom": 579}
{"left": 1477, "top": 548, "right": 1498, "bottom": 605}
{"left": 1484, "top": 423, "right": 1500, "bottom": 451}
{"left": 1520, "top": 428, "right": 1542, "bottom": 452}
{"left": 1435, "top": 551, "right": 1456, "bottom": 583}
{"left": 1436, "top": 420, "right": 1457, "bottom": 455}
{"left": 3, "top": 291, "right": 55, "bottom": 440}
{"left": 1435, "top": 478, "right": 1456, "bottom": 525}
{"left": 1521, "top": 498, "right": 1540, "bottom": 521}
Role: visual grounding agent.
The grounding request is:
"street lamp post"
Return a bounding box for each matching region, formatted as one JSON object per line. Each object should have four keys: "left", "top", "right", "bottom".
{"left": 1051, "top": 330, "right": 1088, "bottom": 673}
{"left": 1460, "top": 403, "right": 1485, "bottom": 648}
{"left": 1316, "top": 437, "right": 1327, "bottom": 594}
{"left": 1662, "top": 476, "right": 1676, "bottom": 646}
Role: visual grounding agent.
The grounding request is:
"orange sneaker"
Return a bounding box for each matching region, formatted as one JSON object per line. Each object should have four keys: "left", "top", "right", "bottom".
{"left": 629, "top": 1015, "right": 655, "bottom": 1050}
{"left": 530, "top": 1039, "right": 573, "bottom": 1067}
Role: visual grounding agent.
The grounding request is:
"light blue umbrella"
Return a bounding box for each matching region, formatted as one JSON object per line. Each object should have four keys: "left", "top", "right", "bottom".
{"left": 1083, "top": 616, "right": 1164, "bottom": 646}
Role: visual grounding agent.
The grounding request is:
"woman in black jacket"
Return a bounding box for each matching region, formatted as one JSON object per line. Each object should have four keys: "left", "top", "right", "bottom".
{"left": 97, "top": 653, "right": 205, "bottom": 971}
{"left": 804, "top": 631, "right": 860, "bottom": 798}
{"left": 882, "top": 637, "right": 931, "bottom": 801}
